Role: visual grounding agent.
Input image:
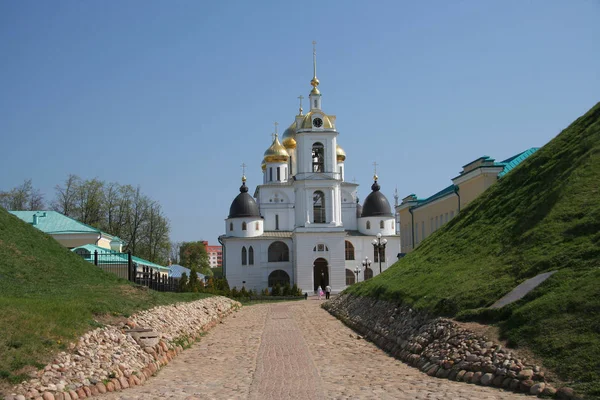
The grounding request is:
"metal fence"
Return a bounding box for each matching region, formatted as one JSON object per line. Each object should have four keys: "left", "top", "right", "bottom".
{"left": 83, "top": 250, "right": 180, "bottom": 292}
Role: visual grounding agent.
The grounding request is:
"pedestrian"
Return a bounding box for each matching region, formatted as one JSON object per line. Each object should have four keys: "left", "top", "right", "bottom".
{"left": 325, "top": 284, "right": 331, "bottom": 299}
{"left": 317, "top": 286, "right": 323, "bottom": 300}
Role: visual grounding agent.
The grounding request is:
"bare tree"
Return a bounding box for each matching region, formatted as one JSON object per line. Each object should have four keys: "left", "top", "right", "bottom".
{"left": 51, "top": 174, "right": 80, "bottom": 216}
{"left": 0, "top": 179, "right": 44, "bottom": 210}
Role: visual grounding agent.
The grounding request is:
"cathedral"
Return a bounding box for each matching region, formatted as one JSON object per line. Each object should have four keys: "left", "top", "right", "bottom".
{"left": 219, "top": 45, "right": 400, "bottom": 294}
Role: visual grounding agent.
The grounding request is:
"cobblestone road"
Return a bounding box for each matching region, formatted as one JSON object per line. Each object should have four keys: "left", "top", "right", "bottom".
{"left": 101, "top": 299, "right": 527, "bottom": 400}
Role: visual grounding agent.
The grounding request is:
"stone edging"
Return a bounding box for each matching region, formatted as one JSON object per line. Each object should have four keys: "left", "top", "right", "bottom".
{"left": 4, "top": 296, "right": 241, "bottom": 400}
{"left": 323, "top": 294, "right": 578, "bottom": 400}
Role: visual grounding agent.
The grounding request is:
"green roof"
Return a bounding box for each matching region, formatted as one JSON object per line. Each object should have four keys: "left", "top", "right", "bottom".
{"left": 406, "top": 148, "right": 539, "bottom": 209}
{"left": 71, "top": 244, "right": 169, "bottom": 271}
{"left": 9, "top": 211, "right": 101, "bottom": 235}
{"left": 496, "top": 147, "right": 540, "bottom": 178}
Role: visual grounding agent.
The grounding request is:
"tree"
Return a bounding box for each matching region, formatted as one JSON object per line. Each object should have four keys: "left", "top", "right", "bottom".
{"left": 0, "top": 179, "right": 45, "bottom": 211}
{"left": 51, "top": 174, "right": 80, "bottom": 216}
{"left": 169, "top": 241, "right": 182, "bottom": 264}
{"left": 179, "top": 241, "right": 210, "bottom": 272}
{"left": 188, "top": 266, "right": 201, "bottom": 292}
{"left": 179, "top": 272, "right": 188, "bottom": 292}
{"left": 73, "top": 178, "right": 104, "bottom": 225}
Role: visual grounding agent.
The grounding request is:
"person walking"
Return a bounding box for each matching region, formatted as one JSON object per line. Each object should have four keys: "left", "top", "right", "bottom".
{"left": 325, "top": 285, "right": 332, "bottom": 300}
{"left": 317, "top": 286, "right": 323, "bottom": 300}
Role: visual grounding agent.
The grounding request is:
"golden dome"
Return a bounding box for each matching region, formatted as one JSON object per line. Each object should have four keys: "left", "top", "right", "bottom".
{"left": 300, "top": 111, "right": 334, "bottom": 129}
{"left": 261, "top": 160, "right": 266, "bottom": 171}
{"left": 281, "top": 122, "right": 297, "bottom": 149}
{"left": 336, "top": 144, "right": 346, "bottom": 162}
{"left": 263, "top": 134, "right": 290, "bottom": 163}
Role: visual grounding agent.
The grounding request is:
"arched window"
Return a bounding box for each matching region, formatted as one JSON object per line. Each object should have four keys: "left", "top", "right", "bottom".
{"left": 268, "top": 270, "right": 290, "bottom": 287}
{"left": 366, "top": 221, "right": 371, "bottom": 230}
{"left": 345, "top": 241, "right": 355, "bottom": 260}
{"left": 255, "top": 221, "right": 259, "bottom": 230}
{"left": 268, "top": 241, "right": 289, "bottom": 262}
{"left": 380, "top": 220, "right": 385, "bottom": 229}
{"left": 242, "top": 222, "right": 247, "bottom": 231}
{"left": 374, "top": 246, "right": 386, "bottom": 263}
{"left": 248, "top": 246, "right": 254, "bottom": 265}
{"left": 241, "top": 246, "right": 247, "bottom": 266}
{"left": 313, "top": 191, "right": 326, "bottom": 223}
{"left": 364, "top": 268, "right": 373, "bottom": 280}
{"left": 229, "top": 222, "right": 233, "bottom": 231}
{"left": 313, "top": 244, "right": 328, "bottom": 252}
{"left": 346, "top": 269, "right": 356, "bottom": 285}
{"left": 312, "top": 142, "right": 324, "bottom": 173}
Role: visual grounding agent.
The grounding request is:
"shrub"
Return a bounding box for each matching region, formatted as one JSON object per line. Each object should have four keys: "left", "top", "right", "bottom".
{"left": 271, "top": 283, "right": 281, "bottom": 296}
{"left": 282, "top": 282, "right": 291, "bottom": 296}
{"left": 262, "top": 288, "right": 270, "bottom": 296}
{"left": 230, "top": 287, "right": 239, "bottom": 298}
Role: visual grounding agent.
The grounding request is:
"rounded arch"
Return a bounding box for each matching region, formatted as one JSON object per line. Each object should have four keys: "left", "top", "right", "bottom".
{"left": 313, "top": 190, "right": 326, "bottom": 223}
{"left": 241, "top": 246, "right": 247, "bottom": 265}
{"left": 242, "top": 221, "right": 247, "bottom": 231}
{"left": 364, "top": 268, "right": 373, "bottom": 280}
{"left": 344, "top": 241, "right": 355, "bottom": 260}
{"left": 366, "top": 221, "right": 371, "bottom": 230}
{"left": 312, "top": 142, "right": 324, "bottom": 173}
{"left": 248, "top": 246, "right": 254, "bottom": 265}
{"left": 313, "top": 257, "right": 329, "bottom": 292}
{"left": 268, "top": 269, "right": 290, "bottom": 287}
{"left": 346, "top": 269, "right": 355, "bottom": 285}
{"left": 380, "top": 220, "right": 385, "bottom": 229}
{"left": 268, "top": 241, "right": 289, "bottom": 262}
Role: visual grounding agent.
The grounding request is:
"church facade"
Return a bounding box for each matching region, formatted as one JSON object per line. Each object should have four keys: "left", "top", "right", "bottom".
{"left": 219, "top": 47, "right": 400, "bottom": 294}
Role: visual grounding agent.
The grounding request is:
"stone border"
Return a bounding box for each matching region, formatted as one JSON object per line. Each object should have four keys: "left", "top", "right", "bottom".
{"left": 323, "top": 294, "right": 578, "bottom": 400}
{"left": 4, "top": 296, "right": 241, "bottom": 400}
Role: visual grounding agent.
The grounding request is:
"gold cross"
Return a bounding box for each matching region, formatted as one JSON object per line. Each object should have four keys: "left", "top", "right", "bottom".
{"left": 274, "top": 121, "right": 279, "bottom": 135}
{"left": 298, "top": 95, "right": 304, "bottom": 115}
{"left": 373, "top": 161, "right": 379, "bottom": 176}
{"left": 240, "top": 163, "right": 247, "bottom": 176}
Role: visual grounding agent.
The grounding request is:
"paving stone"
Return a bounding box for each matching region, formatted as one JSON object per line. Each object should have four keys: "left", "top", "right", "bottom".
{"left": 99, "top": 300, "right": 527, "bottom": 399}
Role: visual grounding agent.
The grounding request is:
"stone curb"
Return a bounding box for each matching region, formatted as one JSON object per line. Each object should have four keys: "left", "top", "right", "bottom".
{"left": 4, "top": 297, "right": 241, "bottom": 400}
{"left": 323, "top": 294, "right": 579, "bottom": 400}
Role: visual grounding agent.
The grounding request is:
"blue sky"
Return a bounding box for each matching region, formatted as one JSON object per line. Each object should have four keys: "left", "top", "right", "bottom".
{"left": 1, "top": 1, "right": 599, "bottom": 244}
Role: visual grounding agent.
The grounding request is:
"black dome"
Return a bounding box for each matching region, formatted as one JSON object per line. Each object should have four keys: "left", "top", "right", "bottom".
{"left": 228, "top": 182, "right": 261, "bottom": 218}
{"left": 361, "top": 181, "right": 393, "bottom": 217}
{"left": 356, "top": 197, "right": 363, "bottom": 218}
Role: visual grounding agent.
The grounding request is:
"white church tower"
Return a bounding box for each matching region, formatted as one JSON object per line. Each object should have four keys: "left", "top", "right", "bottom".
{"left": 220, "top": 42, "right": 400, "bottom": 294}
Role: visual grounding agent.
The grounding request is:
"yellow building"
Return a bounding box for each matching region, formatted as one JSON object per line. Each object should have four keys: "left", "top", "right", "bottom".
{"left": 396, "top": 148, "right": 539, "bottom": 253}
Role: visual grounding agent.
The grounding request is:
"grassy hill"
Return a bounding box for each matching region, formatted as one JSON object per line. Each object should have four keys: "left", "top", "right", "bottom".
{"left": 347, "top": 102, "right": 600, "bottom": 397}
{"left": 0, "top": 209, "right": 210, "bottom": 387}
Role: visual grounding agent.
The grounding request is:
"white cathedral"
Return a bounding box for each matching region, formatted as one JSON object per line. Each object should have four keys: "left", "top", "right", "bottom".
{"left": 219, "top": 46, "right": 400, "bottom": 294}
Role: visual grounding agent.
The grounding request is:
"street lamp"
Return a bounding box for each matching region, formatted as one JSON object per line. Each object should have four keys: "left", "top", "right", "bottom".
{"left": 372, "top": 232, "right": 388, "bottom": 274}
{"left": 353, "top": 266, "right": 361, "bottom": 284}
{"left": 362, "top": 257, "right": 372, "bottom": 280}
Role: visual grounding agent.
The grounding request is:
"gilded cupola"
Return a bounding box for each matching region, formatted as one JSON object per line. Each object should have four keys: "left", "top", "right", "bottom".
{"left": 281, "top": 122, "right": 297, "bottom": 149}
{"left": 263, "top": 134, "right": 290, "bottom": 163}
{"left": 336, "top": 144, "right": 346, "bottom": 162}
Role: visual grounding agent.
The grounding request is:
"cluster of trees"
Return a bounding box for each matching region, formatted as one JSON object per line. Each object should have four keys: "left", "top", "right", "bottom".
{"left": 1, "top": 176, "right": 171, "bottom": 265}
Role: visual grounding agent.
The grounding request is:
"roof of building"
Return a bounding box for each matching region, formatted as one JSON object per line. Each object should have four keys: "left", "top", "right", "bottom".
{"left": 169, "top": 264, "right": 206, "bottom": 279}
{"left": 496, "top": 147, "right": 539, "bottom": 178}
{"left": 71, "top": 244, "right": 169, "bottom": 271}
{"left": 10, "top": 210, "right": 100, "bottom": 235}
{"left": 361, "top": 180, "right": 393, "bottom": 217}
{"left": 404, "top": 147, "right": 539, "bottom": 210}
{"left": 229, "top": 181, "right": 261, "bottom": 219}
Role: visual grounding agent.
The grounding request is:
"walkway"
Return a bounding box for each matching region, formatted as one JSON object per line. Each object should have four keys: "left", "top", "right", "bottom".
{"left": 101, "top": 299, "right": 526, "bottom": 400}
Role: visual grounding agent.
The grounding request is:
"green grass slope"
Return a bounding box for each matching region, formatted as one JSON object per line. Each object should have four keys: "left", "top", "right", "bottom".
{"left": 0, "top": 209, "right": 210, "bottom": 386}
{"left": 347, "top": 102, "right": 600, "bottom": 397}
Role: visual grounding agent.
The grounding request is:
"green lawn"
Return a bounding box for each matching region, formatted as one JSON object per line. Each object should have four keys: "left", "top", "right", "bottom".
{"left": 346, "top": 102, "right": 600, "bottom": 398}
{"left": 0, "top": 209, "right": 212, "bottom": 385}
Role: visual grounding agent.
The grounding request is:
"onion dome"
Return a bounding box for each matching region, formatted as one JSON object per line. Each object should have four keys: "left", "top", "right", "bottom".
{"left": 336, "top": 144, "right": 346, "bottom": 162}
{"left": 356, "top": 197, "right": 363, "bottom": 218}
{"left": 281, "top": 122, "right": 297, "bottom": 149}
{"left": 261, "top": 160, "right": 266, "bottom": 171}
{"left": 361, "top": 176, "right": 393, "bottom": 217}
{"left": 263, "top": 134, "right": 289, "bottom": 163}
{"left": 228, "top": 177, "right": 260, "bottom": 218}
{"left": 300, "top": 112, "right": 334, "bottom": 129}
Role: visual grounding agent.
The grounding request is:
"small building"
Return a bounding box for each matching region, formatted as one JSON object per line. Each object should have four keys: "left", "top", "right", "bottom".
{"left": 9, "top": 210, "right": 124, "bottom": 251}
{"left": 72, "top": 244, "right": 170, "bottom": 279}
{"left": 168, "top": 264, "right": 206, "bottom": 282}
{"left": 396, "top": 148, "right": 539, "bottom": 253}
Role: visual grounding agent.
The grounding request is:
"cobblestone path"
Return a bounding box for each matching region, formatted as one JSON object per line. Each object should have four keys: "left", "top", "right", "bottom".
{"left": 101, "top": 299, "right": 527, "bottom": 400}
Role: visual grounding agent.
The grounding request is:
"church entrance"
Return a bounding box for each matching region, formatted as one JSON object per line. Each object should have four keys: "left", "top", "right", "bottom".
{"left": 313, "top": 258, "right": 329, "bottom": 292}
